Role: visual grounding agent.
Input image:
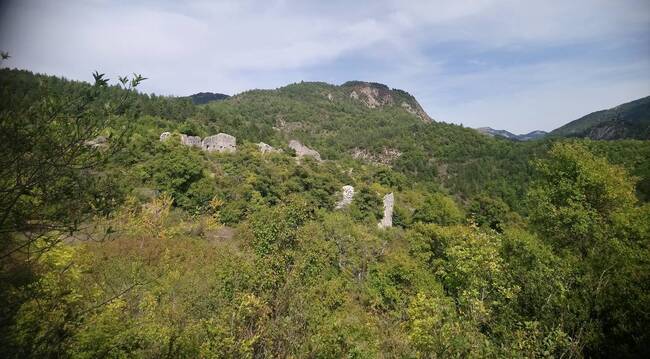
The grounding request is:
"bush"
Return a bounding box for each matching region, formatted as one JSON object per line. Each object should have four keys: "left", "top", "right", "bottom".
{"left": 412, "top": 193, "right": 464, "bottom": 225}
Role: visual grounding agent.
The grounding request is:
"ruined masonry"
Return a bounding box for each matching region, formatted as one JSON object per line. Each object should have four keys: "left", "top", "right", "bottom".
{"left": 159, "top": 132, "right": 171, "bottom": 141}
{"left": 289, "top": 140, "right": 321, "bottom": 161}
{"left": 378, "top": 192, "right": 394, "bottom": 229}
{"left": 257, "top": 142, "right": 281, "bottom": 154}
{"left": 160, "top": 132, "right": 237, "bottom": 153}
{"left": 335, "top": 185, "right": 355, "bottom": 209}
{"left": 203, "top": 133, "right": 236, "bottom": 153}
{"left": 180, "top": 134, "right": 202, "bottom": 148}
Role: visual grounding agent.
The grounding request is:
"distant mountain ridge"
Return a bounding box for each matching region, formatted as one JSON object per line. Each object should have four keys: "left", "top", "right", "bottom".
{"left": 476, "top": 127, "right": 548, "bottom": 141}
{"left": 550, "top": 96, "right": 650, "bottom": 140}
{"left": 476, "top": 96, "right": 650, "bottom": 141}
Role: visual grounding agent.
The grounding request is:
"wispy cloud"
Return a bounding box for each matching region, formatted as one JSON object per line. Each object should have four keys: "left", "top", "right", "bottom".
{"left": 1, "top": 0, "right": 648, "bottom": 132}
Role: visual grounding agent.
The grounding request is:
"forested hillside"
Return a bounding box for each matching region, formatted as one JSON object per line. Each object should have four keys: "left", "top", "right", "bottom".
{"left": 1, "top": 68, "right": 649, "bottom": 358}
{"left": 550, "top": 96, "right": 650, "bottom": 140}
{"left": 188, "top": 92, "right": 230, "bottom": 105}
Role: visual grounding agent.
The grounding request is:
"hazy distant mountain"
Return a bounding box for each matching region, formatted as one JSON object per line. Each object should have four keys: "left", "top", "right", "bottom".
{"left": 517, "top": 130, "right": 549, "bottom": 141}
{"left": 188, "top": 92, "right": 230, "bottom": 105}
{"left": 550, "top": 96, "right": 650, "bottom": 140}
{"left": 476, "top": 127, "right": 548, "bottom": 141}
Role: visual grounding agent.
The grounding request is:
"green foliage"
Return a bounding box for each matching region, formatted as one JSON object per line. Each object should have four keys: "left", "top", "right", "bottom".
{"left": 1, "top": 69, "right": 649, "bottom": 358}
{"left": 348, "top": 185, "right": 383, "bottom": 222}
{"left": 469, "top": 195, "right": 510, "bottom": 232}
{"left": 526, "top": 142, "right": 650, "bottom": 356}
{"left": 0, "top": 68, "right": 144, "bottom": 265}
{"left": 141, "top": 144, "right": 213, "bottom": 211}
{"left": 412, "top": 193, "right": 464, "bottom": 225}
{"left": 407, "top": 292, "right": 491, "bottom": 357}
{"left": 527, "top": 142, "right": 637, "bottom": 252}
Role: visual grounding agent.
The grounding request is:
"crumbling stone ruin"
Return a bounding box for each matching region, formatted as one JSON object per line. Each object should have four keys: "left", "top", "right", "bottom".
{"left": 160, "top": 132, "right": 237, "bottom": 153}
{"left": 378, "top": 192, "right": 394, "bottom": 229}
{"left": 335, "top": 185, "right": 355, "bottom": 209}
{"left": 180, "top": 134, "right": 202, "bottom": 148}
{"left": 159, "top": 132, "right": 171, "bottom": 141}
{"left": 289, "top": 140, "right": 321, "bottom": 161}
{"left": 257, "top": 142, "right": 281, "bottom": 154}
{"left": 202, "top": 133, "right": 236, "bottom": 153}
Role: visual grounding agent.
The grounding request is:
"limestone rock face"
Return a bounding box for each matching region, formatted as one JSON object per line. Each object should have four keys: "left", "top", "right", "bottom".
{"left": 202, "top": 133, "right": 236, "bottom": 153}
{"left": 343, "top": 81, "right": 432, "bottom": 122}
{"left": 257, "top": 142, "right": 281, "bottom": 154}
{"left": 180, "top": 134, "right": 202, "bottom": 148}
{"left": 346, "top": 82, "right": 393, "bottom": 108}
{"left": 289, "top": 140, "right": 321, "bottom": 161}
{"left": 378, "top": 192, "right": 394, "bottom": 229}
{"left": 401, "top": 102, "right": 417, "bottom": 115}
{"left": 84, "top": 136, "right": 108, "bottom": 149}
{"left": 400, "top": 101, "right": 432, "bottom": 122}
{"left": 160, "top": 132, "right": 172, "bottom": 141}
{"left": 351, "top": 147, "right": 402, "bottom": 166}
{"left": 335, "top": 185, "right": 355, "bottom": 209}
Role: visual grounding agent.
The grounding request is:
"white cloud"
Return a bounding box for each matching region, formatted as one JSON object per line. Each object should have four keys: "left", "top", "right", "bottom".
{"left": 0, "top": 0, "right": 648, "bottom": 130}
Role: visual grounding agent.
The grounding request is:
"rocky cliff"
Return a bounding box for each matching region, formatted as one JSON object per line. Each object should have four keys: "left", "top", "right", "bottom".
{"left": 342, "top": 81, "right": 432, "bottom": 122}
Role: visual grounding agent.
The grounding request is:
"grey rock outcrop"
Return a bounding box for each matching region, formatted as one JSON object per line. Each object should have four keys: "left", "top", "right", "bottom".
{"left": 351, "top": 147, "right": 402, "bottom": 166}
{"left": 160, "top": 132, "right": 172, "bottom": 141}
{"left": 289, "top": 140, "right": 321, "bottom": 161}
{"left": 257, "top": 142, "right": 281, "bottom": 154}
{"left": 342, "top": 81, "right": 432, "bottom": 122}
{"left": 378, "top": 192, "right": 394, "bottom": 229}
{"left": 84, "top": 136, "right": 108, "bottom": 149}
{"left": 400, "top": 101, "right": 431, "bottom": 122}
{"left": 401, "top": 102, "right": 417, "bottom": 115}
{"left": 335, "top": 185, "right": 355, "bottom": 209}
{"left": 180, "top": 134, "right": 202, "bottom": 148}
{"left": 346, "top": 82, "right": 393, "bottom": 108}
{"left": 202, "top": 133, "right": 236, "bottom": 153}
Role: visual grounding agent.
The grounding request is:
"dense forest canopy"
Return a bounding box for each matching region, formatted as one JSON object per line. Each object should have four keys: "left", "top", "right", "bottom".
{"left": 1, "top": 68, "right": 649, "bottom": 358}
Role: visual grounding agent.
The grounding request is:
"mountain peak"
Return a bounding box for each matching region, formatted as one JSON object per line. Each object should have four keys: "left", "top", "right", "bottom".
{"left": 341, "top": 80, "right": 432, "bottom": 122}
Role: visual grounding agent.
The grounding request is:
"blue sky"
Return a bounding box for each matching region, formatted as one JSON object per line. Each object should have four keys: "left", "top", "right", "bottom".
{"left": 1, "top": 0, "right": 649, "bottom": 133}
